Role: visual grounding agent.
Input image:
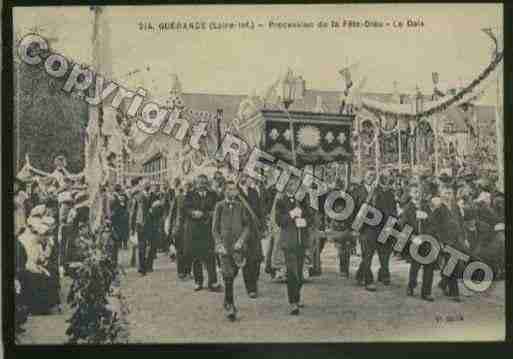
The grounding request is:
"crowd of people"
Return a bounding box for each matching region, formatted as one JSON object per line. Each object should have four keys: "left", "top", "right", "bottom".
{"left": 14, "top": 155, "right": 505, "bottom": 322}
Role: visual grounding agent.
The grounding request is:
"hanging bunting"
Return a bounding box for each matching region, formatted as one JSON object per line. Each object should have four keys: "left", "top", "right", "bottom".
{"left": 362, "top": 51, "right": 503, "bottom": 120}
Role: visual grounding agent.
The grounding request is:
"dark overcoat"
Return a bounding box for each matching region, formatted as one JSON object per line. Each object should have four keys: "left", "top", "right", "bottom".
{"left": 183, "top": 190, "right": 218, "bottom": 258}
{"left": 275, "top": 194, "right": 313, "bottom": 254}
{"left": 110, "top": 192, "right": 129, "bottom": 241}
{"left": 359, "top": 185, "right": 397, "bottom": 244}
{"left": 238, "top": 186, "right": 264, "bottom": 262}
{"left": 129, "top": 190, "right": 151, "bottom": 233}
{"left": 398, "top": 199, "right": 434, "bottom": 258}
{"left": 212, "top": 199, "right": 251, "bottom": 254}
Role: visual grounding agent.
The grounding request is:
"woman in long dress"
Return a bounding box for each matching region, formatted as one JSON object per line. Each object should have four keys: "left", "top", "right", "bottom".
{"left": 18, "top": 205, "right": 61, "bottom": 315}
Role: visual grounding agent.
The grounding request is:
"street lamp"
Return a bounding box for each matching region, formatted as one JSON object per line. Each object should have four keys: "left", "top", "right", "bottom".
{"left": 282, "top": 70, "right": 296, "bottom": 109}
{"left": 409, "top": 86, "right": 424, "bottom": 170}
{"left": 415, "top": 86, "right": 424, "bottom": 114}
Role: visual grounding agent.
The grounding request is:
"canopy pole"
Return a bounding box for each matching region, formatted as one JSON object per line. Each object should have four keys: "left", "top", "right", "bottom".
{"left": 434, "top": 118, "right": 439, "bottom": 176}
{"left": 398, "top": 125, "right": 402, "bottom": 174}
{"left": 357, "top": 116, "right": 362, "bottom": 177}
{"left": 375, "top": 132, "right": 380, "bottom": 177}
{"left": 283, "top": 108, "right": 297, "bottom": 167}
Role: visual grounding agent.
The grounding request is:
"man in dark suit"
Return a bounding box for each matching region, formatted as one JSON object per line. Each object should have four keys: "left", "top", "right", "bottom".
{"left": 183, "top": 174, "right": 222, "bottom": 292}
{"left": 275, "top": 177, "right": 314, "bottom": 315}
{"left": 148, "top": 184, "right": 165, "bottom": 270}
{"left": 375, "top": 174, "right": 398, "bottom": 285}
{"left": 130, "top": 179, "right": 152, "bottom": 276}
{"left": 400, "top": 181, "right": 436, "bottom": 301}
{"left": 109, "top": 184, "right": 129, "bottom": 265}
{"left": 169, "top": 178, "right": 192, "bottom": 279}
{"left": 436, "top": 184, "right": 468, "bottom": 302}
{"left": 237, "top": 173, "right": 264, "bottom": 298}
{"left": 355, "top": 170, "right": 397, "bottom": 291}
{"left": 212, "top": 180, "right": 252, "bottom": 321}
{"left": 212, "top": 171, "right": 226, "bottom": 202}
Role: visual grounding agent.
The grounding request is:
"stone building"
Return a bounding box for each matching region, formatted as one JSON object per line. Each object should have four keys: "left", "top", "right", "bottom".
{"left": 127, "top": 78, "right": 497, "bottom": 183}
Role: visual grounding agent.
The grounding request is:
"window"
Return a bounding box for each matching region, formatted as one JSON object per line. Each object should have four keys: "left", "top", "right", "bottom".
{"left": 143, "top": 153, "right": 168, "bottom": 184}
{"left": 444, "top": 122, "right": 454, "bottom": 134}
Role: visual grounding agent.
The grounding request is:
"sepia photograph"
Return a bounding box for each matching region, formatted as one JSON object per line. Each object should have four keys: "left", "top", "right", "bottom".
{"left": 8, "top": 3, "right": 505, "bottom": 344}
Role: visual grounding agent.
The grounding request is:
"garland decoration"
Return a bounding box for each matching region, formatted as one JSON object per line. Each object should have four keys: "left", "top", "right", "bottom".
{"left": 362, "top": 51, "right": 503, "bottom": 120}
{"left": 16, "top": 154, "right": 84, "bottom": 182}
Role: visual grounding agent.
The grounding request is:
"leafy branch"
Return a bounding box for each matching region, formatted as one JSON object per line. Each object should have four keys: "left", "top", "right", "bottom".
{"left": 65, "top": 226, "right": 129, "bottom": 344}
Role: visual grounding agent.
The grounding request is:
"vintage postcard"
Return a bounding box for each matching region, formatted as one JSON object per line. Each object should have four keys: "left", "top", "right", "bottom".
{"left": 10, "top": 4, "right": 504, "bottom": 344}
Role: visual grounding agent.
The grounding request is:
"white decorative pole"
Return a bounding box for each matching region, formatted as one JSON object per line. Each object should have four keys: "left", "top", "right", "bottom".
{"left": 398, "top": 124, "right": 402, "bottom": 174}
{"left": 375, "top": 129, "right": 380, "bottom": 177}
{"left": 357, "top": 117, "right": 362, "bottom": 177}
{"left": 392, "top": 81, "right": 402, "bottom": 174}
{"left": 432, "top": 73, "right": 440, "bottom": 176}
{"left": 410, "top": 122, "right": 415, "bottom": 172}
{"left": 434, "top": 122, "right": 439, "bottom": 176}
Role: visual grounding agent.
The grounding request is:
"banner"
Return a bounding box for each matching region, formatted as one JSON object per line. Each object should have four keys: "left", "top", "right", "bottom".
{"left": 261, "top": 110, "right": 353, "bottom": 166}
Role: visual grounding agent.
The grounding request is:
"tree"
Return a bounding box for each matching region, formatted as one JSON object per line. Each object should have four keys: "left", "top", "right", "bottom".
{"left": 14, "top": 58, "right": 87, "bottom": 173}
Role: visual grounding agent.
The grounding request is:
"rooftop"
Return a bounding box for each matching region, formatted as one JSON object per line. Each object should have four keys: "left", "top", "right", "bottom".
{"left": 130, "top": 88, "right": 498, "bottom": 164}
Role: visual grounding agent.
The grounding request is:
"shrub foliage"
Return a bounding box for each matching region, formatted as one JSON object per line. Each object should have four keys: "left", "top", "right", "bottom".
{"left": 65, "top": 226, "right": 128, "bottom": 344}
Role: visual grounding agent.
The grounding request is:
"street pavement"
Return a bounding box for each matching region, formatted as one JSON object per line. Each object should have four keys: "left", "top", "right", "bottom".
{"left": 19, "top": 241, "right": 505, "bottom": 343}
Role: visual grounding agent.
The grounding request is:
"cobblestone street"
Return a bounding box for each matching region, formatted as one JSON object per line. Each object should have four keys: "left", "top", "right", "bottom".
{"left": 18, "top": 241, "right": 505, "bottom": 344}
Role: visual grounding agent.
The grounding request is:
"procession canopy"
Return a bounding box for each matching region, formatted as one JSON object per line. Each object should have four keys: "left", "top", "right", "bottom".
{"left": 241, "top": 110, "right": 354, "bottom": 167}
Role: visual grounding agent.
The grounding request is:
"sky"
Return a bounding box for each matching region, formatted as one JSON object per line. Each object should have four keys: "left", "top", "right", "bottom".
{"left": 14, "top": 4, "right": 502, "bottom": 105}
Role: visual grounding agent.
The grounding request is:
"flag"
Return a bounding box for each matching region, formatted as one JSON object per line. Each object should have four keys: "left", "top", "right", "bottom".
{"left": 432, "top": 72, "right": 439, "bottom": 85}
{"left": 338, "top": 62, "right": 360, "bottom": 86}
{"left": 347, "top": 75, "right": 367, "bottom": 108}
{"left": 262, "top": 77, "right": 282, "bottom": 106}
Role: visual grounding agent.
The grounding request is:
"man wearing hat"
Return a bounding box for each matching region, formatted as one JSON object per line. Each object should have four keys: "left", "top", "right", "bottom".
{"left": 109, "top": 184, "right": 130, "bottom": 266}
{"left": 212, "top": 180, "right": 252, "bottom": 321}
{"left": 130, "top": 178, "right": 152, "bottom": 276}
{"left": 183, "top": 174, "right": 222, "bottom": 291}
{"left": 355, "top": 170, "right": 397, "bottom": 291}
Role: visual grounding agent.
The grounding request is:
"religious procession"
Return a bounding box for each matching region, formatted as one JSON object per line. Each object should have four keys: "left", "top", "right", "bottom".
{"left": 11, "top": 5, "right": 505, "bottom": 343}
